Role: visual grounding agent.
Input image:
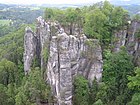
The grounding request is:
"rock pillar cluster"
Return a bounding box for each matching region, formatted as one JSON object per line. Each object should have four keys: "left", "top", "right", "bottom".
{"left": 24, "top": 16, "right": 103, "bottom": 105}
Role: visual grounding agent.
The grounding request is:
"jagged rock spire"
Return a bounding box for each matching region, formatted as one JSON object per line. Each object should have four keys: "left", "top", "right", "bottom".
{"left": 24, "top": 27, "right": 35, "bottom": 75}
{"left": 24, "top": 16, "right": 103, "bottom": 104}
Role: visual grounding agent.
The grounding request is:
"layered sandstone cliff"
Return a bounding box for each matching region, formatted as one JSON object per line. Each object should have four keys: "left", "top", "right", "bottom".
{"left": 47, "top": 33, "right": 102, "bottom": 105}
{"left": 24, "top": 17, "right": 103, "bottom": 105}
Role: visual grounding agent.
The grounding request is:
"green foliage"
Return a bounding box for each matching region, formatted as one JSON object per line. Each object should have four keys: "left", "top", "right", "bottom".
{"left": 6, "top": 83, "right": 16, "bottom": 105}
{"left": 127, "top": 93, "right": 140, "bottom": 105}
{"left": 0, "top": 83, "right": 16, "bottom": 105}
{"left": 0, "top": 25, "right": 16, "bottom": 37}
{"left": 44, "top": 1, "right": 129, "bottom": 45}
{"left": 93, "top": 99, "right": 103, "bottom": 105}
{"left": 73, "top": 76, "right": 107, "bottom": 105}
{"left": 15, "top": 68, "right": 51, "bottom": 105}
{"left": 135, "top": 29, "right": 140, "bottom": 39}
{"left": 89, "top": 79, "right": 99, "bottom": 104}
{"left": 83, "top": 1, "right": 129, "bottom": 46}
{"left": 128, "top": 67, "right": 140, "bottom": 90}
{"left": 42, "top": 47, "right": 49, "bottom": 64}
{"left": 0, "top": 59, "right": 17, "bottom": 85}
{"left": 111, "top": 7, "right": 129, "bottom": 29}
{"left": 133, "top": 14, "right": 140, "bottom": 21}
{"left": 84, "top": 8, "right": 107, "bottom": 39}
{"left": 127, "top": 67, "right": 140, "bottom": 104}
{"left": 89, "top": 79, "right": 107, "bottom": 105}
{"left": 0, "top": 59, "right": 23, "bottom": 105}
{"left": 0, "top": 84, "right": 9, "bottom": 105}
{"left": 103, "top": 48, "right": 134, "bottom": 104}
{"left": 0, "top": 25, "right": 24, "bottom": 62}
{"left": 73, "top": 75, "right": 89, "bottom": 105}
{"left": 65, "top": 8, "right": 77, "bottom": 23}
{"left": 44, "top": 8, "right": 55, "bottom": 20}
{"left": 44, "top": 7, "right": 83, "bottom": 35}
{"left": 95, "top": 82, "right": 107, "bottom": 103}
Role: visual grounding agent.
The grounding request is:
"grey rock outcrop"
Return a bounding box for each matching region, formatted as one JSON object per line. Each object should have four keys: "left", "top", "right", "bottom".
{"left": 24, "top": 16, "right": 51, "bottom": 75}
{"left": 113, "top": 29, "right": 127, "bottom": 52}
{"left": 113, "top": 21, "right": 140, "bottom": 67}
{"left": 36, "top": 16, "right": 51, "bottom": 72}
{"left": 24, "top": 27, "right": 36, "bottom": 75}
{"left": 127, "top": 21, "right": 140, "bottom": 66}
{"left": 47, "top": 33, "right": 103, "bottom": 105}
{"left": 23, "top": 15, "right": 140, "bottom": 105}
{"left": 24, "top": 17, "right": 103, "bottom": 105}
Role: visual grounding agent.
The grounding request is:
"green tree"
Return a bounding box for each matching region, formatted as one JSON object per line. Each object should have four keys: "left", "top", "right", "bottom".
{"left": 6, "top": 83, "right": 16, "bottom": 105}
{"left": 133, "top": 14, "right": 140, "bottom": 21}
{"left": 111, "top": 6, "right": 129, "bottom": 30}
{"left": 44, "top": 8, "right": 54, "bottom": 20}
{"left": 0, "top": 59, "right": 17, "bottom": 85}
{"left": 127, "top": 93, "right": 140, "bottom": 105}
{"left": 93, "top": 99, "right": 103, "bottom": 105}
{"left": 127, "top": 67, "right": 140, "bottom": 105}
{"left": 103, "top": 48, "right": 134, "bottom": 104}
{"left": 128, "top": 67, "right": 140, "bottom": 90}
{"left": 15, "top": 68, "right": 51, "bottom": 105}
{"left": 73, "top": 75, "right": 89, "bottom": 105}
{"left": 0, "top": 84, "right": 8, "bottom": 105}
{"left": 84, "top": 8, "right": 107, "bottom": 40}
{"left": 65, "top": 8, "right": 78, "bottom": 34}
{"left": 89, "top": 79, "right": 99, "bottom": 104}
{"left": 102, "top": 1, "right": 113, "bottom": 16}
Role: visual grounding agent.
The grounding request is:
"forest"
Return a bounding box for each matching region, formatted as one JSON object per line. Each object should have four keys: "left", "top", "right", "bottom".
{"left": 0, "top": 1, "right": 140, "bottom": 105}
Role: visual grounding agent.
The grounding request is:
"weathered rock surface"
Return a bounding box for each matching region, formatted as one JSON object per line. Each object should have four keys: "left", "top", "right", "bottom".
{"left": 24, "top": 16, "right": 140, "bottom": 105}
{"left": 24, "top": 27, "right": 36, "bottom": 75}
{"left": 36, "top": 16, "right": 51, "bottom": 72}
{"left": 24, "top": 16, "right": 51, "bottom": 75}
{"left": 47, "top": 33, "right": 103, "bottom": 105}
{"left": 113, "top": 21, "right": 140, "bottom": 67}
{"left": 24, "top": 17, "right": 103, "bottom": 105}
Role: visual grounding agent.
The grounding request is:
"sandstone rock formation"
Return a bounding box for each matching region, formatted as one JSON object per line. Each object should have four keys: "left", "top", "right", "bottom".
{"left": 47, "top": 33, "right": 102, "bottom": 105}
{"left": 24, "top": 27, "right": 36, "bottom": 75}
{"left": 24, "top": 16, "right": 140, "bottom": 105}
{"left": 24, "top": 17, "right": 103, "bottom": 105}
{"left": 113, "top": 21, "right": 140, "bottom": 67}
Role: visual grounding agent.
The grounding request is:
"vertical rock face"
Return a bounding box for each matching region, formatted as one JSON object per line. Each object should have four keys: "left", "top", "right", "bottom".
{"left": 24, "top": 17, "right": 103, "bottom": 105}
{"left": 47, "top": 33, "right": 103, "bottom": 105}
{"left": 24, "top": 27, "right": 36, "bottom": 75}
{"left": 113, "top": 29, "right": 127, "bottom": 52}
{"left": 113, "top": 21, "right": 140, "bottom": 67}
{"left": 36, "top": 16, "right": 51, "bottom": 71}
{"left": 128, "top": 21, "right": 140, "bottom": 67}
{"left": 24, "top": 16, "right": 51, "bottom": 74}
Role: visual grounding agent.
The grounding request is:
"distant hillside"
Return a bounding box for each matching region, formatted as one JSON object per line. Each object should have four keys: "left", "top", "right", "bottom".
{"left": 122, "top": 4, "right": 140, "bottom": 15}
{"left": 0, "top": 3, "right": 43, "bottom": 27}
{"left": 110, "top": 0, "right": 140, "bottom": 5}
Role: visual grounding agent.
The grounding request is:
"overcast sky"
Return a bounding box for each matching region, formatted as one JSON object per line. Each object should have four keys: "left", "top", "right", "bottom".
{"left": 0, "top": 0, "right": 109, "bottom": 5}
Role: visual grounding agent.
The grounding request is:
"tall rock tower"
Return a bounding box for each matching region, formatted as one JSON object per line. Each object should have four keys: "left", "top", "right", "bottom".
{"left": 24, "top": 16, "right": 103, "bottom": 105}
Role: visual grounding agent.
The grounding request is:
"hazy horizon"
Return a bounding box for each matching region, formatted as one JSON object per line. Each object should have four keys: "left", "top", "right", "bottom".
{"left": 0, "top": 0, "right": 109, "bottom": 5}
